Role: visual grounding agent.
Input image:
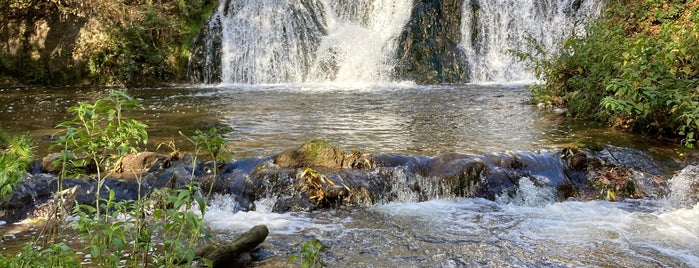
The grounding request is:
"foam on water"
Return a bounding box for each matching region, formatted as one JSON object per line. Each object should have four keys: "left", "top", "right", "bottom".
{"left": 495, "top": 177, "right": 556, "bottom": 207}
{"left": 668, "top": 165, "right": 699, "bottom": 208}
{"left": 203, "top": 196, "right": 346, "bottom": 235}
{"left": 201, "top": 173, "right": 699, "bottom": 266}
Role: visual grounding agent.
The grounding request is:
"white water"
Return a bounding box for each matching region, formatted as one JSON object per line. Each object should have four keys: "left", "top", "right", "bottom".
{"left": 307, "top": 0, "right": 413, "bottom": 84}
{"left": 204, "top": 174, "right": 699, "bottom": 266}
{"left": 216, "top": 0, "right": 412, "bottom": 85}
{"left": 211, "top": 0, "right": 606, "bottom": 84}
{"left": 460, "top": 0, "right": 605, "bottom": 82}
{"left": 218, "top": 0, "right": 326, "bottom": 83}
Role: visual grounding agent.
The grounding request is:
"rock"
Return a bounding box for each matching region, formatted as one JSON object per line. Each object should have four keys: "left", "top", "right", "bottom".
{"left": 423, "top": 153, "right": 488, "bottom": 197}
{"left": 3, "top": 141, "right": 678, "bottom": 223}
{"left": 41, "top": 153, "right": 61, "bottom": 174}
{"left": 0, "top": 174, "right": 60, "bottom": 224}
{"left": 188, "top": 12, "right": 223, "bottom": 84}
{"left": 274, "top": 138, "right": 346, "bottom": 169}
{"left": 114, "top": 152, "right": 168, "bottom": 179}
{"left": 272, "top": 195, "right": 315, "bottom": 212}
{"left": 32, "top": 186, "right": 77, "bottom": 220}
{"left": 630, "top": 169, "right": 668, "bottom": 199}
{"left": 596, "top": 145, "right": 662, "bottom": 175}
{"left": 394, "top": 0, "right": 467, "bottom": 83}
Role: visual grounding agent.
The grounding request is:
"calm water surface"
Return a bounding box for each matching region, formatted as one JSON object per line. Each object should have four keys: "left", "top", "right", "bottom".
{"left": 0, "top": 83, "right": 686, "bottom": 162}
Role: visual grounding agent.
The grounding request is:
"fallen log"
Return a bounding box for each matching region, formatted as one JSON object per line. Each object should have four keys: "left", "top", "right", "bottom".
{"left": 197, "top": 224, "right": 269, "bottom": 267}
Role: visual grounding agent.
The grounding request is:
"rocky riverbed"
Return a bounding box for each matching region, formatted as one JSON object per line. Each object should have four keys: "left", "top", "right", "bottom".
{"left": 3, "top": 139, "right": 693, "bottom": 225}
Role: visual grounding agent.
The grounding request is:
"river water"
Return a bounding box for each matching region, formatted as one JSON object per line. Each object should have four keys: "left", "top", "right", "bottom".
{"left": 1, "top": 83, "right": 697, "bottom": 266}
{"left": 0, "top": 83, "right": 687, "bottom": 162}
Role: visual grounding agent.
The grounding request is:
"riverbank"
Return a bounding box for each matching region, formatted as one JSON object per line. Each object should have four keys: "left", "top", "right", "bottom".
{"left": 0, "top": 0, "right": 216, "bottom": 86}
{"left": 525, "top": 0, "right": 699, "bottom": 148}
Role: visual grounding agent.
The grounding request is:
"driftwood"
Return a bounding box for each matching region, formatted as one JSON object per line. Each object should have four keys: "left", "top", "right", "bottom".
{"left": 197, "top": 224, "right": 269, "bottom": 267}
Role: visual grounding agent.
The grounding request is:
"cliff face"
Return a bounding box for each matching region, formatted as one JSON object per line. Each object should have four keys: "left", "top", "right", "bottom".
{"left": 0, "top": 0, "right": 216, "bottom": 86}
{"left": 394, "top": 0, "right": 468, "bottom": 84}
{"left": 0, "top": 3, "right": 90, "bottom": 85}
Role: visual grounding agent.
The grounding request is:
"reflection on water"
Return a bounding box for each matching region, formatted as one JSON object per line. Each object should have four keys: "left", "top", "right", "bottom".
{"left": 0, "top": 84, "right": 686, "bottom": 162}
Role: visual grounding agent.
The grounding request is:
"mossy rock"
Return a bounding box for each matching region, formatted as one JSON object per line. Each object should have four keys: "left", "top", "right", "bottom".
{"left": 275, "top": 138, "right": 345, "bottom": 169}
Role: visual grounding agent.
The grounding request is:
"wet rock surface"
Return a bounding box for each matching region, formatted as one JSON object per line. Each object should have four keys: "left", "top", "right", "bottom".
{"left": 0, "top": 141, "right": 683, "bottom": 224}
{"left": 394, "top": 0, "right": 467, "bottom": 83}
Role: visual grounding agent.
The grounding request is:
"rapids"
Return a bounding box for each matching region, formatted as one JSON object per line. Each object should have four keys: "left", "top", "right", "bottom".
{"left": 204, "top": 177, "right": 699, "bottom": 267}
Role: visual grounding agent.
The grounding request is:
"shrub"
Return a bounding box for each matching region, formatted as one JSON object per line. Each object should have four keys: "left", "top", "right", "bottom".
{"left": 0, "top": 129, "right": 33, "bottom": 202}
{"left": 523, "top": 0, "right": 699, "bottom": 147}
{"left": 53, "top": 90, "right": 148, "bottom": 217}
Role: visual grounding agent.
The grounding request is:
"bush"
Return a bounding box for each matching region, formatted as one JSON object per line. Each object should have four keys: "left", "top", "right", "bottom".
{"left": 0, "top": 129, "right": 33, "bottom": 202}
{"left": 524, "top": 0, "right": 699, "bottom": 147}
{"left": 0, "top": 91, "right": 217, "bottom": 267}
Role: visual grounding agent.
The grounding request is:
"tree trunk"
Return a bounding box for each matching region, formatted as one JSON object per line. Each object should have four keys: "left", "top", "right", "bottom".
{"left": 197, "top": 224, "right": 269, "bottom": 267}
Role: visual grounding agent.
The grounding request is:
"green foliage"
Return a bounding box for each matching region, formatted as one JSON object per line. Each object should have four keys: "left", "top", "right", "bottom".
{"left": 71, "top": 184, "right": 209, "bottom": 267}
{"left": 0, "top": 242, "right": 80, "bottom": 268}
{"left": 2, "top": 90, "right": 218, "bottom": 267}
{"left": 2, "top": 0, "right": 217, "bottom": 85}
{"left": 83, "top": 0, "right": 217, "bottom": 85}
{"left": 150, "top": 183, "right": 209, "bottom": 266}
{"left": 1, "top": 184, "right": 212, "bottom": 267}
{"left": 53, "top": 90, "right": 148, "bottom": 217}
{"left": 181, "top": 127, "right": 231, "bottom": 205}
{"left": 288, "top": 238, "right": 326, "bottom": 268}
{"left": 522, "top": 0, "right": 699, "bottom": 147}
{"left": 0, "top": 129, "right": 33, "bottom": 202}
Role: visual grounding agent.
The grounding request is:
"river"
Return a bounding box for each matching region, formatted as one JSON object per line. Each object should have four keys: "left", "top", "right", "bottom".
{"left": 1, "top": 83, "right": 697, "bottom": 267}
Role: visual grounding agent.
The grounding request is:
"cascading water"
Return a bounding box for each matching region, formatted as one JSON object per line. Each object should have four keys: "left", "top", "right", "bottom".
{"left": 217, "top": 0, "right": 327, "bottom": 84}
{"left": 460, "top": 0, "right": 605, "bottom": 82}
{"left": 307, "top": 0, "right": 413, "bottom": 83}
{"left": 211, "top": 0, "right": 412, "bottom": 84}
{"left": 194, "top": 0, "right": 606, "bottom": 84}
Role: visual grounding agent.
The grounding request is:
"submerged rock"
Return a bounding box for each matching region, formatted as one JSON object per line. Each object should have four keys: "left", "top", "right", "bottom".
{"left": 0, "top": 141, "right": 679, "bottom": 223}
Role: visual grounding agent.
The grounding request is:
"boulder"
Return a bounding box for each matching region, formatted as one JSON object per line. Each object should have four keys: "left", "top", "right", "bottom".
{"left": 596, "top": 145, "right": 662, "bottom": 175}
{"left": 274, "top": 138, "right": 346, "bottom": 169}
{"left": 114, "top": 152, "right": 169, "bottom": 179}
{"left": 41, "top": 153, "right": 61, "bottom": 173}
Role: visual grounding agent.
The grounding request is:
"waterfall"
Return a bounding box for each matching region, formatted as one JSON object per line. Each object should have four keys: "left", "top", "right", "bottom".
{"left": 210, "top": 0, "right": 412, "bottom": 84}
{"left": 218, "top": 0, "right": 327, "bottom": 84}
{"left": 191, "top": 0, "right": 605, "bottom": 84}
{"left": 460, "top": 0, "right": 604, "bottom": 83}
{"left": 307, "top": 0, "right": 413, "bottom": 84}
